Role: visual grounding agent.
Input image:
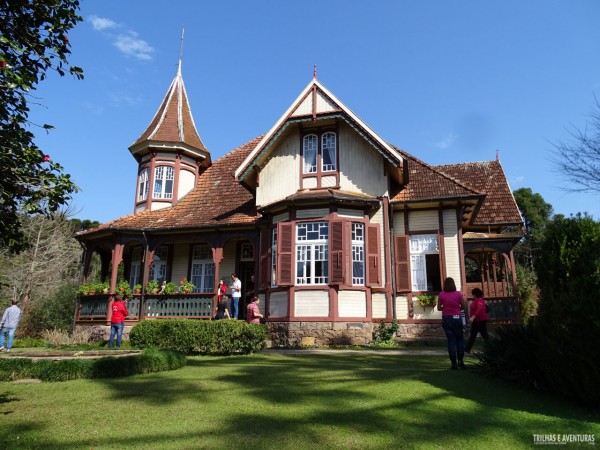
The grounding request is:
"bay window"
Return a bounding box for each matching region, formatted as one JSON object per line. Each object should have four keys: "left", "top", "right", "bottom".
{"left": 138, "top": 168, "right": 149, "bottom": 201}
{"left": 153, "top": 166, "right": 174, "bottom": 199}
{"left": 296, "top": 222, "right": 329, "bottom": 285}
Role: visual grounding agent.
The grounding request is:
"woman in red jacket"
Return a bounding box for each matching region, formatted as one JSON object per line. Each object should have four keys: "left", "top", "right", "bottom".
{"left": 109, "top": 295, "right": 128, "bottom": 349}
{"left": 465, "top": 288, "right": 490, "bottom": 353}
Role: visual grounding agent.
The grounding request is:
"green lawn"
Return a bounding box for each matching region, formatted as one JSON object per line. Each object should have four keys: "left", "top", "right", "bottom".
{"left": 0, "top": 351, "right": 598, "bottom": 449}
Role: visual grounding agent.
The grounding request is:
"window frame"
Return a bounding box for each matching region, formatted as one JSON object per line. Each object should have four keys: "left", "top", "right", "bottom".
{"left": 300, "top": 128, "right": 339, "bottom": 189}
{"left": 153, "top": 165, "right": 175, "bottom": 200}
{"left": 138, "top": 168, "right": 149, "bottom": 202}
{"left": 190, "top": 244, "right": 215, "bottom": 293}
{"left": 409, "top": 234, "right": 441, "bottom": 292}
{"left": 295, "top": 221, "right": 329, "bottom": 286}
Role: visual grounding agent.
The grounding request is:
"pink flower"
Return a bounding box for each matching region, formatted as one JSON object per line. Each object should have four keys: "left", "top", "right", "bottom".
{"left": 0, "top": 60, "right": 6, "bottom": 68}
{"left": 43, "top": 155, "right": 50, "bottom": 162}
{"left": 62, "top": 35, "right": 69, "bottom": 42}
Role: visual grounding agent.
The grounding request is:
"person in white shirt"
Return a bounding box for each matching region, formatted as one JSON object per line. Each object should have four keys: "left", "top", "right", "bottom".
{"left": 229, "top": 273, "right": 242, "bottom": 319}
{"left": 0, "top": 300, "right": 22, "bottom": 353}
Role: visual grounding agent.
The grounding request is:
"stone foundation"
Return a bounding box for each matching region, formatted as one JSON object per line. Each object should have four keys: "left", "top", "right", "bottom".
{"left": 74, "top": 324, "right": 134, "bottom": 342}
{"left": 267, "top": 321, "right": 375, "bottom": 347}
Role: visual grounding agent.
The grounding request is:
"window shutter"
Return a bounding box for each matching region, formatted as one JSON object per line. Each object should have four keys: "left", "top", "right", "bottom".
{"left": 366, "top": 224, "right": 381, "bottom": 286}
{"left": 330, "top": 220, "right": 346, "bottom": 284}
{"left": 259, "top": 227, "right": 270, "bottom": 290}
{"left": 276, "top": 222, "right": 293, "bottom": 286}
{"left": 395, "top": 235, "right": 411, "bottom": 292}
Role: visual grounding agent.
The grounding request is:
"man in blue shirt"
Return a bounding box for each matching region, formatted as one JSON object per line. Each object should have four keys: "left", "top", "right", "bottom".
{"left": 0, "top": 300, "right": 22, "bottom": 353}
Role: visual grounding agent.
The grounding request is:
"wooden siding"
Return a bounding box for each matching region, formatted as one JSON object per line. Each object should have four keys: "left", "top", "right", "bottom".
{"left": 292, "top": 90, "right": 338, "bottom": 117}
{"left": 170, "top": 244, "right": 190, "bottom": 282}
{"left": 178, "top": 169, "right": 195, "bottom": 199}
{"left": 220, "top": 242, "right": 237, "bottom": 281}
{"left": 256, "top": 129, "right": 300, "bottom": 207}
{"left": 442, "top": 209, "right": 462, "bottom": 289}
{"left": 321, "top": 175, "right": 337, "bottom": 187}
{"left": 372, "top": 292, "right": 387, "bottom": 318}
{"left": 181, "top": 155, "right": 196, "bottom": 166}
{"left": 273, "top": 212, "right": 289, "bottom": 223}
{"left": 412, "top": 303, "right": 442, "bottom": 319}
{"left": 135, "top": 204, "right": 146, "bottom": 214}
{"left": 392, "top": 211, "right": 405, "bottom": 235}
{"left": 338, "top": 122, "right": 388, "bottom": 196}
{"left": 395, "top": 295, "right": 409, "bottom": 319}
{"left": 150, "top": 201, "right": 170, "bottom": 211}
{"left": 338, "top": 290, "right": 367, "bottom": 317}
{"left": 303, "top": 177, "right": 318, "bottom": 189}
{"left": 295, "top": 290, "right": 329, "bottom": 317}
{"left": 370, "top": 206, "right": 386, "bottom": 285}
{"left": 297, "top": 208, "right": 329, "bottom": 219}
{"left": 269, "top": 291, "right": 288, "bottom": 317}
{"left": 409, "top": 210, "right": 439, "bottom": 231}
{"left": 338, "top": 208, "right": 363, "bottom": 219}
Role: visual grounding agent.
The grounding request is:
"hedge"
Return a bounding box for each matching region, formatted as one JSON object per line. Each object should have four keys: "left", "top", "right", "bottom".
{"left": 129, "top": 319, "right": 268, "bottom": 355}
{"left": 0, "top": 348, "right": 186, "bottom": 382}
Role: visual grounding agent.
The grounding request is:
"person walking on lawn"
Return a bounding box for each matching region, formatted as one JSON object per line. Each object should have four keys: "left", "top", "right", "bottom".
{"left": 465, "top": 287, "right": 490, "bottom": 353}
{"left": 437, "top": 277, "right": 468, "bottom": 370}
{"left": 109, "top": 295, "right": 128, "bottom": 349}
{"left": 0, "top": 300, "right": 22, "bottom": 353}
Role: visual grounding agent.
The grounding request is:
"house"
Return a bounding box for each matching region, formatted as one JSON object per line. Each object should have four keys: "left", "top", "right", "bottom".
{"left": 75, "top": 62, "right": 523, "bottom": 345}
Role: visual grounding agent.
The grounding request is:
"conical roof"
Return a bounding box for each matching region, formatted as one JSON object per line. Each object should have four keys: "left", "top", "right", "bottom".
{"left": 129, "top": 63, "right": 209, "bottom": 160}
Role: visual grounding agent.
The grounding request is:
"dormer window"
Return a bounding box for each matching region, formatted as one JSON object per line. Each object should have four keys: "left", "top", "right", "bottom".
{"left": 301, "top": 130, "right": 339, "bottom": 189}
{"left": 303, "top": 134, "right": 318, "bottom": 173}
{"left": 153, "top": 166, "right": 174, "bottom": 199}
{"left": 138, "top": 168, "right": 149, "bottom": 201}
{"left": 321, "top": 132, "right": 336, "bottom": 172}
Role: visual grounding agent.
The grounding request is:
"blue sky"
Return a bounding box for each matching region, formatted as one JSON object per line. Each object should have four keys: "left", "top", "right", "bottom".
{"left": 29, "top": 0, "right": 600, "bottom": 223}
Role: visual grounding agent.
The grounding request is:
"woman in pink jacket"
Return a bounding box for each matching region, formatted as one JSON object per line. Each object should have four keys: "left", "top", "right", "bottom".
{"left": 465, "top": 288, "right": 490, "bottom": 353}
{"left": 437, "top": 277, "right": 468, "bottom": 369}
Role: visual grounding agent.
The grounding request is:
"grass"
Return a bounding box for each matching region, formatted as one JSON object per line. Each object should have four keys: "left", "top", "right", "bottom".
{"left": 0, "top": 350, "right": 598, "bottom": 449}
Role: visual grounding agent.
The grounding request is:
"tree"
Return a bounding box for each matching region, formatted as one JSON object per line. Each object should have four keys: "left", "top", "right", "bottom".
{"left": 0, "top": 0, "right": 83, "bottom": 253}
{"left": 552, "top": 97, "right": 600, "bottom": 194}
{"left": 512, "top": 188, "right": 554, "bottom": 269}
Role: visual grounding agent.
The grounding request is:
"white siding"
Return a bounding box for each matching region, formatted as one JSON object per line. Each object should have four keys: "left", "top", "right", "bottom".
{"left": 338, "top": 290, "right": 367, "bottom": 317}
{"left": 372, "top": 293, "right": 387, "bottom": 318}
{"left": 392, "top": 211, "right": 405, "bottom": 235}
{"left": 303, "top": 177, "right": 317, "bottom": 189}
{"left": 273, "top": 212, "right": 289, "bottom": 223}
{"left": 395, "top": 295, "right": 409, "bottom": 319}
{"left": 412, "top": 302, "right": 442, "bottom": 319}
{"left": 269, "top": 292, "right": 288, "bottom": 317}
{"left": 338, "top": 208, "right": 363, "bottom": 219}
{"left": 409, "top": 210, "right": 439, "bottom": 231}
{"left": 443, "top": 209, "right": 462, "bottom": 290}
{"left": 295, "top": 290, "right": 329, "bottom": 317}
{"left": 321, "top": 175, "right": 336, "bottom": 187}
{"left": 170, "top": 244, "right": 190, "bottom": 282}
{"left": 292, "top": 90, "right": 338, "bottom": 117}
{"left": 370, "top": 205, "right": 386, "bottom": 286}
{"left": 256, "top": 129, "right": 300, "bottom": 207}
{"left": 135, "top": 204, "right": 146, "bottom": 214}
{"left": 297, "top": 208, "right": 329, "bottom": 219}
{"left": 181, "top": 155, "right": 196, "bottom": 166}
{"left": 151, "top": 201, "right": 170, "bottom": 211}
{"left": 220, "top": 242, "right": 237, "bottom": 283}
{"left": 338, "top": 122, "right": 388, "bottom": 197}
{"left": 178, "top": 169, "right": 195, "bottom": 199}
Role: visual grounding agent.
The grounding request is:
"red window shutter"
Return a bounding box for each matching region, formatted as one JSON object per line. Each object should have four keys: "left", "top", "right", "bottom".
{"left": 276, "top": 222, "right": 293, "bottom": 286}
{"left": 366, "top": 224, "right": 381, "bottom": 286}
{"left": 259, "top": 227, "right": 270, "bottom": 290}
{"left": 330, "top": 220, "right": 346, "bottom": 284}
{"left": 395, "top": 235, "right": 411, "bottom": 292}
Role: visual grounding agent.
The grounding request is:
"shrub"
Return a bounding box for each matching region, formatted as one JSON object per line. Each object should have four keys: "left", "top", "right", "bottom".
{"left": 42, "top": 328, "right": 93, "bottom": 347}
{"left": 475, "top": 324, "right": 547, "bottom": 390}
{"left": 19, "top": 282, "right": 79, "bottom": 336}
{"left": 535, "top": 214, "right": 600, "bottom": 405}
{"left": 0, "top": 348, "right": 186, "bottom": 382}
{"left": 515, "top": 264, "right": 538, "bottom": 324}
{"left": 373, "top": 320, "right": 399, "bottom": 345}
{"left": 415, "top": 293, "right": 437, "bottom": 307}
{"left": 12, "top": 337, "right": 45, "bottom": 348}
{"left": 129, "top": 319, "right": 268, "bottom": 355}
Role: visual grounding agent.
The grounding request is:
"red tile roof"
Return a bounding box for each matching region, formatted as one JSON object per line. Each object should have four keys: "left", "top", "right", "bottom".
{"left": 435, "top": 160, "right": 523, "bottom": 226}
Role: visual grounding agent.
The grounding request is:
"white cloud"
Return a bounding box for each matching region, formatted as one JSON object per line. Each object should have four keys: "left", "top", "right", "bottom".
{"left": 114, "top": 32, "right": 154, "bottom": 61}
{"left": 89, "top": 15, "right": 118, "bottom": 31}
{"left": 435, "top": 132, "right": 458, "bottom": 149}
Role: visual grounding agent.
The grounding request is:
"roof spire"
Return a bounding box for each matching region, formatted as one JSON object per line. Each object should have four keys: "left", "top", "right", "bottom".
{"left": 496, "top": 149, "right": 499, "bottom": 161}
{"left": 178, "top": 28, "right": 185, "bottom": 75}
{"left": 314, "top": 64, "right": 317, "bottom": 80}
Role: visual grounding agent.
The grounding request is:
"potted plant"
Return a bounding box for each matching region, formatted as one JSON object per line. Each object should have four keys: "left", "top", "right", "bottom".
{"left": 415, "top": 293, "right": 438, "bottom": 308}
{"left": 133, "top": 284, "right": 142, "bottom": 295}
{"left": 162, "top": 281, "right": 178, "bottom": 295}
{"left": 116, "top": 279, "right": 131, "bottom": 297}
{"left": 98, "top": 281, "right": 110, "bottom": 294}
{"left": 179, "top": 278, "right": 195, "bottom": 294}
{"left": 78, "top": 283, "right": 90, "bottom": 296}
{"left": 146, "top": 279, "right": 160, "bottom": 294}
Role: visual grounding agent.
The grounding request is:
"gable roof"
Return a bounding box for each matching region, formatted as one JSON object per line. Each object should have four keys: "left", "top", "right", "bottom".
{"left": 129, "top": 64, "right": 210, "bottom": 163}
{"left": 77, "top": 136, "right": 262, "bottom": 237}
{"left": 234, "top": 78, "right": 406, "bottom": 187}
{"left": 434, "top": 160, "right": 523, "bottom": 226}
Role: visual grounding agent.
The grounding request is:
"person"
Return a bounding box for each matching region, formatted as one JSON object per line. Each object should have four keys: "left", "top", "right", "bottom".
{"left": 215, "top": 296, "right": 231, "bottom": 320}
{"left": 109, "top": 295, "right": 128, "bottom": 349}
{"left": 246, "top": 297, "right": 263, "bottom": 324}
{"left": 437, "top": 277, "right": 468, "bottom": 370}
{"left": 215, "top": 278, "right": 228, "bottom": 317}
{"left": 465, "top": 287, "right": 490, "bottom": 353}
{"left": 229, "top": 273, "right": 242, "bottom": 319}
{"left": 0, "top": 300, "right": 22, "bottom": 353}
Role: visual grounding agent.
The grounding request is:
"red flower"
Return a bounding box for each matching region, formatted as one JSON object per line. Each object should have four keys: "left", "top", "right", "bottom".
{"left": 62, "top": 35, "right": 69, "bottom": 42}
{"left": 43, "top": 155, "right": 50, "bottom": 162}
{"left": 0, "top": 60, "right": 6, "bottom": 68}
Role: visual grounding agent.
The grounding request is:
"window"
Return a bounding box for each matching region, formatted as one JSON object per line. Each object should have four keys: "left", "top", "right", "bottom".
{"left": 409, "top": 234, "right": 441, "bottom": 292}
{"left": 138, "top": 168, "right": 149, "bottom": 201}
{"left": 153, "top": 166, "right": 174, "bottom": 199}
{"left": 352, "top": 223, "right": 365, "bottom": 285}
{"left": 240, "top": 242, "right": 253, "bottom": 260}
{"left": 302, "top": 131, "right": 337, "bottom": 174}
{"left": 271, "top": 227, "right": 278, "bottom": 287}
{"left": 129, "top": 247, "right": 142, "bottom": 288}
{"left": 149, "top": 245, "right": 168, "bottom": 283}
{"left": 296, "top": 222, "right": 329, "bottom": 285}
{"left": 190, "top": 245, "right": 215, "bottom": 293}
{"left": 321, "top": 132, "right": 336, "bottom": 172}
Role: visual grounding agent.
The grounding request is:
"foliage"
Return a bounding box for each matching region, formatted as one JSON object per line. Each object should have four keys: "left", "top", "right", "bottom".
{"left": 373, "top": 319, "right": 399, "bottom": 345}
{"left": 515, "top": 264, "right": 538, "bottom": 324}
{"left": 42, "top": 327, "right": 92, "bottom": 346}
{"left": 69, "top": 218, "right": 100, "bottom": 231}
{"left": 129, "top": 319, "right": 268, "bottom": 355}
{"left": 535, "top": 214, "right": 600, "bottom": 405}
{"left": 11, "top": 337, "right": 45, "bottom": 348}
{"left": 77, "top": 281, "right": 109, "bottom": 295}
{"left": 133, "top": 283, "right": 142, "bottom": 293}
{"left": 0, "top": 348, "right": 186, "bottom": 382}
{"left": 415, "top": 293, "right": 437, "bottom": 307}
{"left": 513, "top": 188, "right": 554, "bottom": 269}
{"left": 178, "top": 278, "right": 195, "bottom": 293}
{"left": 0, "top": 0, "right": 83, "bottom": 253}
{"left": 145, "top": 279, "right": 159, "bottom": 294}
{"left": 475, "top": 324, "right": 547, "bottom": 391}
{"left": 162, "top": 281, "right": 177, "bottom": 295}
{"left": 19, "top": 282, "right": 78, "bottom": 336}
{"left": 116, "top": 279, "right": 131, "bottom": 297}
{"left": 551, "top": 97, "right": 600, "bottom": 193}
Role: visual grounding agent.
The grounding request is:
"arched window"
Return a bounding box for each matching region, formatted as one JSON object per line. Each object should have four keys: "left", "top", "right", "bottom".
{"left": 321, "top": 132, "right": 337, "bottom": 172}
{"left": 153, "top": 166, "right": 174, "bottom": 199}
{"left": 138, "top": 168, "right": 149, "bottom": 201}
{"left": 303, "top": 134, "right": 318, "bottom": 174}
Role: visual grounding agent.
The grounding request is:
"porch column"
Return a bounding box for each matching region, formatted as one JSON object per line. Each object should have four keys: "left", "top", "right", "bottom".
{"left": 107, "top": 242, "right": 124, "bottom": 323}
{"left": 212, "top": 246, "right": 224, "bottom": 314}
